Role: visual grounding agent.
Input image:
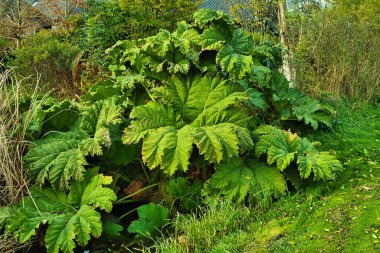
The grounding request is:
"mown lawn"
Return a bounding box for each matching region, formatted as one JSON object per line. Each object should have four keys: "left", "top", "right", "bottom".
{"left": 143, "top": 101, "right": 380, "bottom": 253}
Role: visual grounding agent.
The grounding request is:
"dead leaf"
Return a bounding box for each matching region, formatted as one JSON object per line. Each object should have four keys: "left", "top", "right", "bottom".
{"left": 287, "top": 129, "right": 298, "bottom": 142}
{"left": 123, "top": 179, "right": 153, "bottom": 199}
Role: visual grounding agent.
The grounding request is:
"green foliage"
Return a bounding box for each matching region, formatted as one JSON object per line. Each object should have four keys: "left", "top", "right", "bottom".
{"left": 100, "top": 9, "right": 343, "bottom": 210}
{"left": 80, "top": 97, "right": 123, "bottom": 156}
{"left": 113, "top": 9, "right": 333, "bottom": 129}
{"left": 24, "top": 132, "right": 88, "bottom": 190}
{"left": 0, "top": 8, "right": 346, "bottom": 252}
{"left": 206, "top": 157, "right": 286, "bottom": 203}
{"left": 81, "top": 0, "right": 200, "bottom": 67}
{"left": 216, "top": 29, "right": 255, "bottom": 78}
{"left": 123, "top": 74, "right": 252, "bottom": 175}
{"left": 127, "top": 203, "right": 169, "bottom": 237}
{"left": 16, "top": 97, "right": 79, "bottom": 140}
{"left": 24, "top": 97, "right": 123, "bottom": 190}
{"left": 255, "top": 125, "right": 343, "bottom": 180}
{"left": 296, "top": 138, "right": 343, "bottom": 180}
{"left": 167, "top": 177, "right": 203, "bottom": 211}
{"left": 250, "top": 160, "right": 287, "bottom": 202}
{"left": 0, "top": 172, "right": 116, "bottom": 253}
{"left": 208, "top": 158, "right": 255, "bottom": 203}
{"left": 267, "top": 70, "right": 335, "bottom": 130}
{"left": 255, "top": 126, "right": 298, "bottom": 171}
{"left": 110, "top": 9, "right": 340, "bottom": 206}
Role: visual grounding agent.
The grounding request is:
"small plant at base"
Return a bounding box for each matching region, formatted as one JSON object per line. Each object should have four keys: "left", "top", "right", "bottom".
{"left": 128, "top": 203, "right": 169, "bottom": 238}
{"left": 0, "top": 169, "right": 117, "bottom": 253}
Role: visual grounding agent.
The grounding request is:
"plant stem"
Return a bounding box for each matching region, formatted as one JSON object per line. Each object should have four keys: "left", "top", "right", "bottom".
{"left": 113, "top": 198, "right": 143, "bottom": 205}
{"left": 139, "top": 158, "right": 151, "bottom": 183}
{"left": 115, "top": 183, "right": 158, "bottom": 203}
{"left": 119, "top": 207, "right": 139, "bottom": 220}
{"left": 143, "top": 84, "right": 156, "bottom": 102}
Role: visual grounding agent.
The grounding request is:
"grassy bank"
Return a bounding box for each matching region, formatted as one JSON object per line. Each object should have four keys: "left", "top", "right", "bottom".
{"left": 143, "top": 101, "right": 380, "bottom": 253}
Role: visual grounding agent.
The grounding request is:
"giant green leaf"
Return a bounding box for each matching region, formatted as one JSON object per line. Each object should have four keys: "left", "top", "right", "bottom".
{"left": 80, "top": 97, "right": 123, "bottom": 156}
{"left": 210, "top": 158, "right": 254, "bottom": 202}
{"left": 193, "top": 124, "right": 240, "bottom": 164}
{"left": 44, "top": 215, "right": 75, "bottom": 253}
{"left": 216, "top": 29, "right": 254, "bottom": 78}
{"left": 248, "top": 160, "right": 287, "bottom": 202}
{"left": 255, "top": 125, "right": 298, "bottom": 171}
{"left": 297, "top": 138, "right": 343, "bottom": 180}
{"left": 255, "top": 126, "right": 342, "bottom": 181}
{"left": 160, "top": 125, "right": 195, "bottom": 174}
{"left": 5, "top": 207, "right": 53, "bottom": 243}
{"left": 198, "top": 28, "right": 226, "bottom": 50}
{"left": 208, "top": 158, "right": 287, "bottom": 203}
{"left": 193, "top": 9, "right": 232, "bottom": 29}
{"left": 29, "top": 187, "right": 72, "bottom": 213}
{"left": 80, "top": 174, "right": 116, "bottom": 212}
{"left": 123, "top": 102, "right": 180, "bottom": 144}
{"left": 172, "top": 21, "right": 200, "bottom": 60}
{"left": 124, "top": 74, "right": 252, "bottom": 174}
{"left": 3, "top": 173, "right": 115, "bottom": 253}
{"left": 45, "top": 205, "right": 102, "bottom": 253}
{"left": 24, "top": 132, "right": 87, "bottom": 190}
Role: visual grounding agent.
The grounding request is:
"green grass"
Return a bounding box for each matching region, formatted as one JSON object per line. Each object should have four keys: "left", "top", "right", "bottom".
{"left": 143, "top": 101, "right": 380, "bottom": 253}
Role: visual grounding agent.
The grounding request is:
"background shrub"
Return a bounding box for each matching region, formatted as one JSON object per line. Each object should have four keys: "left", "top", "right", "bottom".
{"left": 287, "top": 0, "right": 380, "bottom": 102}
{"left": 10, "top": 30, "right": 81, "bottom": 97}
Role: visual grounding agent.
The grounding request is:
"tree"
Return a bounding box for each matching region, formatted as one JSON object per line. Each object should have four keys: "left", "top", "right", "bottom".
{"left": 32, "top": 0, "right": 86, "bottom": 27}
{"left": 229, "top": 0, "right": 279, "bottom": 37}
{"left": 0, "top": 0, "right": 43, "bottom": 49}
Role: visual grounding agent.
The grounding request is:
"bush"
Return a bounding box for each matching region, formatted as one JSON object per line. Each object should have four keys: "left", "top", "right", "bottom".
{"left": 80, "top": 0, "right": 201, "bottom": 66}
{"left": 10, "top": 30, "right": 81, "bottom": 97}
{"left": 0, "top": 10, "right": 343, "bottom": 253}
{"left": 288, "top": 0, "right": 380, "bottom": 102}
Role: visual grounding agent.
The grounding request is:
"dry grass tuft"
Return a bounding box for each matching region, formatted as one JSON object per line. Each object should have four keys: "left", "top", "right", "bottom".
{"left": 0, "top": 69, "right": 28, "bottom": 205}
{"left": 0, "top": 68, "right": 40, "bottom": 251}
